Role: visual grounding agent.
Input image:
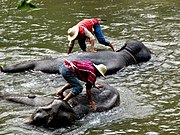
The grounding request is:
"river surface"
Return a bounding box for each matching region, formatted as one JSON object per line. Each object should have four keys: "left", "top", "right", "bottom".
{"left": 0, "top": 0, "right": 179, "bottom": 135}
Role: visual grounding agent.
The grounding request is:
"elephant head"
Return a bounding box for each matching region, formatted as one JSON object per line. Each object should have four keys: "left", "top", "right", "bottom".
{"left": 28, "top": 99, "right": 77, "bottom": 128}
{"left": 117, "top": 40, "right": 151, "bottom": 63}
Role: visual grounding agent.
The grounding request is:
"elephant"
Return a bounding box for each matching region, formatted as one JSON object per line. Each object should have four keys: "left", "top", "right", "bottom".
{"left": 0, "top": 39, "right": 151, "bottom": 75}
{"left": 0, "top": 82, "right": 120, "bottom": 128}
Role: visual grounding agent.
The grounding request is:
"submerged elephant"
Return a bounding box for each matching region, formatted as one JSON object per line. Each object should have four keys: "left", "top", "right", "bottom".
{"left": 0, "top": 82, "right": 120, "bottom": 128}
{"left": 0, "top": 40, "right": 151, "bottom": 75}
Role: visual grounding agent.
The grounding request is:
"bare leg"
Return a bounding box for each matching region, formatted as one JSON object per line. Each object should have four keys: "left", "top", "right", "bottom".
{"left": 109, "top": 43, "right": 115, "bottom": 51}
{"left": 56, "top": 83, "right": 71, "bottom": 98}
{"left": 63, "top": 91, "right": 74, "bottom": 101}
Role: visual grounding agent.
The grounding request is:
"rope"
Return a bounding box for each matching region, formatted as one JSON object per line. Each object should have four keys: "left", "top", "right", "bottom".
{"left": 123, "top": 47, "right": 137, "bottom": 64}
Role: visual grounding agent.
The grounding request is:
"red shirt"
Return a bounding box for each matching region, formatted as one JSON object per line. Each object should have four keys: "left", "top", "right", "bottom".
{"left": 64, "top": 60, "right": 96, "bottom": 85}
{"left": 77, "top": 18, "right": 100, "bottom": 33}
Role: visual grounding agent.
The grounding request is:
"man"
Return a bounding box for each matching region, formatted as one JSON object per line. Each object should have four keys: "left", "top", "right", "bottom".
{"left": 56, "top": 59, "right": 107, "bottom": 111}
{"left": 67, "top": 18, "right": 114, "bottom": 54}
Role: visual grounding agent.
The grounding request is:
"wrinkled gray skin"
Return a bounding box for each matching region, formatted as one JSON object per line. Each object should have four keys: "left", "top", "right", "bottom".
{"left": 0, "top": 40, "right": 151, "bottom": 75}
{"left": 0, "top": 82, "right": 120, "bottom": 128}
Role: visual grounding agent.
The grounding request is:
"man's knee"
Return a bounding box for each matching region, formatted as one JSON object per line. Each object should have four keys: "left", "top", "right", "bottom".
{"left": 97, "top": 38, "right": 110, "bottom": 46}
{"left": 98, "top": 38, "right": 106, "bottom": 44}
{"left": 72, "top": 85, "right": 83, "bottom": 96}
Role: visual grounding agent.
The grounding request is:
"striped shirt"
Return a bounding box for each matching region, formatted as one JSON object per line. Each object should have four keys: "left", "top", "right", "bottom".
{"left": 64, "top": 60, "right": 96, "bottom": 84}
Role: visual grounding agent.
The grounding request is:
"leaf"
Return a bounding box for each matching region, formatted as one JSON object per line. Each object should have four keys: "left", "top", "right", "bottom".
{"left": 17, "top": 0, "right": 37, "bottom": 10}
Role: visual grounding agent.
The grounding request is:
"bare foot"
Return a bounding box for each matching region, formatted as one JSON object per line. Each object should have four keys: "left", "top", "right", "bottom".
{"left": 56, "top": 92, "right": 64, "bottom": 99}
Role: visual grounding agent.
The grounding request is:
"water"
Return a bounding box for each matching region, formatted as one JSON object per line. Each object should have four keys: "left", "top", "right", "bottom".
{"left": 0, "top": 0, "right": 179, "bottom": 134}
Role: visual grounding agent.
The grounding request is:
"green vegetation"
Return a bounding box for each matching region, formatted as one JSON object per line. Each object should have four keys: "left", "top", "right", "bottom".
{"left": 17, "top": 0, "right": 37, "bottom": 10}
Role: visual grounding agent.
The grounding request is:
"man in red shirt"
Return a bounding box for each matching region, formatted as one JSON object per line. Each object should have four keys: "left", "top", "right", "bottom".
{"left": 67, "top": 18, "right": 114, "bottom": 54}
{"left": 56, "top": 59, "right": 107, "bottom": 111}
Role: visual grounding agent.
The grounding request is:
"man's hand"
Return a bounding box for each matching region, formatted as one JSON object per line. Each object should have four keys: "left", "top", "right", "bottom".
{"left": 89, "top": 100, "right": 96, "bottom": 111}
{"left": 94, "top": 83, "right": 104, "bottom": 89}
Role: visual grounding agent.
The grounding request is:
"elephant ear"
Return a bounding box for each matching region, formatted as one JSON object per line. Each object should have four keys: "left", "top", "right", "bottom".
{"left": 46, "top": 114, "right": 54, "bottom": 127}
{"left": 42, "top": 107, "right": 55, "bottom": 127}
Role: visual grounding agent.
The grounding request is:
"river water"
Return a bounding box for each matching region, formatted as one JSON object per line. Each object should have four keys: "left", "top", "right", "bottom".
{"left": 0, "top": 0, "right": 179, "bottom": 135}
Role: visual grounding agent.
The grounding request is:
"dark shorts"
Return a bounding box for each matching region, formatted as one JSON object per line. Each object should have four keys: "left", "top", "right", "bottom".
{"left": 59, "top": 64, "right": 83, "bottom": 96}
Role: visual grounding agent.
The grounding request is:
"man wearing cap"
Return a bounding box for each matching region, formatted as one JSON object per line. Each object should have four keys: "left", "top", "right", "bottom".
{"left": 67, "top": 18, "right": 114, "bottom": 54}
{"left": 56, "top": 59, "right": 107, "bottom": 111}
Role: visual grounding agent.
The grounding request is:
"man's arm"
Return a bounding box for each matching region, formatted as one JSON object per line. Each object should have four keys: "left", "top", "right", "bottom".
{"left": 86, "top": 89, "right": 96, "bottom": 111}
{"left": 84, "top": 28, "right": 96, "bottom": 52}
{"left": 67, "top": 40, "right": 75, "bottom": 54}
{"left": 86, "top": 82, "right": 96, "bottom": 110}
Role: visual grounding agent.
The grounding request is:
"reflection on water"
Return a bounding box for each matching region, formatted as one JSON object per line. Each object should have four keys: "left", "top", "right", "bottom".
{"left": 0, "top": 0, "right": 179, "bottom": 134}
